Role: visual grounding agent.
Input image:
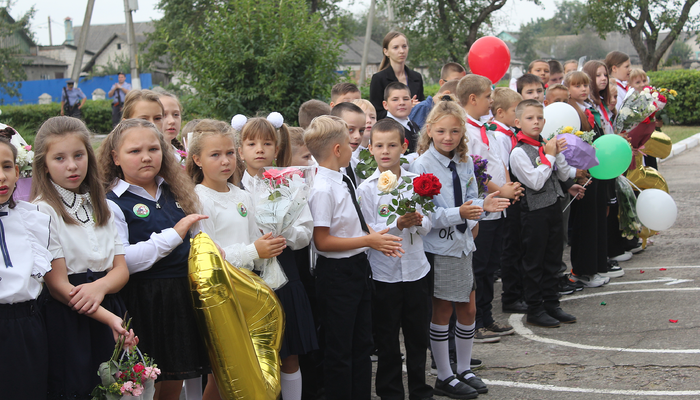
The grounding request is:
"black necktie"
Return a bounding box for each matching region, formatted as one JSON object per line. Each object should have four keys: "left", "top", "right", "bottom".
{"left": 342, "top": 174, "right": 369, "bottom": 234}
{"left": 345, "top": 164, "right": 357, "bottom": 188}
{"left": 0, "top": 211, "right": 14, "bottom": 268}
{"left": 448, "top": 161, "right": 468, "bottom": 233}
{"left": 407, "top": 121, "right": 420, "bottom": 152}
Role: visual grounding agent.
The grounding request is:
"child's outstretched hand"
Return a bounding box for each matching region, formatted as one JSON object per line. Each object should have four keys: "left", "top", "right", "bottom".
{"left": 483, "top": 191, "right": 510, "bottom": 213}
{"left": 460, "top": 200, "right": 483, "bottom": 220}
{"left": 397, "top": 212, "right": 423, "bottom": 230}
{"left": 568, "top": 184, "right": 586, "bottom": 200}
{"left": 174, "top": 214, "right": 209, "bottom": 239}
{"left": 69, "top": 282, "right": 107, "bottom": 315}
{"left": 367, "top": 228, "right": 404, "bottom": 257}
{"left": 254, "top": 232, "right": 287, "bottom": 259}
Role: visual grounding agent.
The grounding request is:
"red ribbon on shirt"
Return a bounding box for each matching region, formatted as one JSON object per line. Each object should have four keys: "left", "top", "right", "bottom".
{"left": 617, "top": 81, "right": 628, "bottom": 91}
{"left": 599, "top": 103, "right": 612, "bottom": 128}
{"left": 516, "top": 133, "right": 551, "bottom": 167}
{"left": 584, "top": 109, "right": 596, "bottom": 128}
{"left": 467, "top": 118, "right": 490, "bottom": 150}
{"left": 493, "top": 123, "right": 517, "bottom": 150}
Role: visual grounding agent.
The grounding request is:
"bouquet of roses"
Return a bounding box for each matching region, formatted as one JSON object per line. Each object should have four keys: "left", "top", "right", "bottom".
{"left": 377, "top": 170, "right": 441, "bottom": 243}
{"left": 249, "top": 166, "right": 314, "bottom": 289}
{"left": 613, "top": 88, "right": 657, "bottom": 135}
{"left": 547, "top": 125, "right": 596, "bottom": 145}
{"left": 91, "top": 320, "right": 160, "bottom": 400}
{"left": 652, "top": 86, "right": 677, "bottom": 125}
{"left": 616, "top": 176, "right": 642, "bottom": 240}
{"left": 545, "top": 126, "right": 599, "bottom": 170}
{"left": 468, "top": 155, "right": 491, "bottom": 198}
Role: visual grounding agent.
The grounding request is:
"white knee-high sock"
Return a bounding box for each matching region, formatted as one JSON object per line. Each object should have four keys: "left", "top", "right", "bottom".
{"left": 280, "top": 370, "right": 302, "bottom": 400}
{"left": 430, "top": 323, "right": 454, "bottom": 381}
{"left": 455, "top": 322, "right": 476, "bottom": 378}
{"left": 183, "top": 377, "right": 202, "bottom": 400}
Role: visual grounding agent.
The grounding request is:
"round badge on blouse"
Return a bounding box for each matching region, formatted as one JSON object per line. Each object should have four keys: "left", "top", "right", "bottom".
{"left": 378, "top": 204, "right": 390, "bottom": 217}
{"left": 237, "top": 202, "right": 248, "bottom": 217}
{"left": 133, "top": 204, "right": 150, "bottom": 218}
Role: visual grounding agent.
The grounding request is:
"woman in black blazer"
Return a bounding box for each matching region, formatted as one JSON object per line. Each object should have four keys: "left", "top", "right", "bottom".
{"left": 370, "top": 31, "right": 425, "bottom": 120}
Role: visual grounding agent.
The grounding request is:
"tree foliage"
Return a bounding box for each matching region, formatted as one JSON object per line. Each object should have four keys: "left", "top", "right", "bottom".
{"left": 0, "top": 5, "right": 35, "bottom": 100}
{"left": 392, "top": 0, "right": 536, "bottom": 80}
{"left": 665, "top": 40, "right": 693, "bottom": 65}
{"left": 160, "top": 0, "right": 341, "bottom": 124}
{"left": 585, "top": 0, "right": 700, "bottom": 71}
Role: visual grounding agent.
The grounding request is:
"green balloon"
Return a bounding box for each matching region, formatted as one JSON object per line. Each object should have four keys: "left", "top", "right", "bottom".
{"left": 589, "top": 134, "right": 632, "bottom": 180}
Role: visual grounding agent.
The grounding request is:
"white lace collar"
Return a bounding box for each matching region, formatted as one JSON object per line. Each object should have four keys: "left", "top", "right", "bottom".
{"left": 52, "top": 181, "right": 94, "bottom": 226}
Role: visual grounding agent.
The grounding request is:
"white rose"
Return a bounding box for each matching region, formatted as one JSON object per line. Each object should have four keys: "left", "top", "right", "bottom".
{"left": 377, "top": 170, "right": 399, "bottom": 193}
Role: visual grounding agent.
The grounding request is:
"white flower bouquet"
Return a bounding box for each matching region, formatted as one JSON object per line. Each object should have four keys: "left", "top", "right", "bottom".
{"left": 249, "top": 166, "right": 314, "bottom": 289}
{"left": 613, "top": 89, "right": 657, "bottom": 135}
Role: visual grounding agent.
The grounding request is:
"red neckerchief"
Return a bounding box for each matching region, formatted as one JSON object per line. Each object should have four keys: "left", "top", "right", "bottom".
{"left": 516, "top": 133, "right": 551, "bottom": 167}
{"left": 616, "top": 81, "right": 628, "bottom": 91}
{"left": 467, "top": 118, "right": 490, "bottom": 150}
{"left": 584, "top": 109, "right": 596, "bottom": 128}
{"left": 493, "top": 123, "right": 517, "bottom": 150}
{"left": 599, "top": 103, "right": 612, "bottom": 127}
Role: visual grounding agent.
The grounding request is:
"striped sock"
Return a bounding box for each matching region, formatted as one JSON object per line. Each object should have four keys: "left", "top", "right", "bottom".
{"left": 430, "top": 323, "right": 454, "bottom": 381}
{"left": 455, "top": 321, "right": 476, "bottom": 378}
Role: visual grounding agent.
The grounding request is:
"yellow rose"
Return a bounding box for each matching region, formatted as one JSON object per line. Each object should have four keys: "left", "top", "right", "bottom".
{"left": 575, "top": 131, "right": 584, "bottom": 136}
{"left": 377, "top": 170, "right": 399, "bottom": 193}
{"left": 562, "top": 126, "right": 574, "bottom": 133}
{"left": 660, "top": 88, "right": 668, "bottom": 93}
{"left": 670, "top": 89, "right": 678, "bottom": 96}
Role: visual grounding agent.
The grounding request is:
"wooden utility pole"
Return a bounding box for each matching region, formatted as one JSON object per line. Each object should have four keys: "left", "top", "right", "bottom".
{"left": 124, "top": 0, "right": 141, "bottom": 89}
{"left": 70, "top": 0, "right": 95, "bottom": 85}
{"left": 359, "top": 0, "right": 376, "bottom": 87}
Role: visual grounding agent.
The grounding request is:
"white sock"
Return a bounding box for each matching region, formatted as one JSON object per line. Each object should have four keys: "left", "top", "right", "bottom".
{"left": 430, "top": 323, "right": 456, "bottom": 382}
{"left": 455, "top": 321, "right": 476, "bottom": 379}
{"left": 183, "top": 377, "right": 202, "bottom": 400}
{"left": 280, "top": 370, "right": 302, "bottom": 400}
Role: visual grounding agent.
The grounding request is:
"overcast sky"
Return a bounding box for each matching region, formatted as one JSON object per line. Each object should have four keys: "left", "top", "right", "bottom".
{"left": 14, "top": 0, "right": 559, "bottom": 46}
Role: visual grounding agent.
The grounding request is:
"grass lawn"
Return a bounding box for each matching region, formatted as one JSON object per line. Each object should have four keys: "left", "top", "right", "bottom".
{"left": 661, "top": 126, "right": 700, "bottom": 143}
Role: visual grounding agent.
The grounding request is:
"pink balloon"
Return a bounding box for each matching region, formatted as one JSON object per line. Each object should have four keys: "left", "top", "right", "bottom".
{"left": 467, "top": 36, "right": 511, "bottom": 84}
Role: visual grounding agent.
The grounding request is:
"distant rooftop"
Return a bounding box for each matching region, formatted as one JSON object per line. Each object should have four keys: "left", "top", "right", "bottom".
{"left": 73, "top": 22, "right": 154, "bottom": 53}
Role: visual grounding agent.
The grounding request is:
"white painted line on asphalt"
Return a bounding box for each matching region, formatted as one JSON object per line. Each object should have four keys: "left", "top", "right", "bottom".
{"left": 607, "top": 277, "right": 694, "bottom": 286}
{"left": 482, "top": 379, "right": 700, "bottom": 396}
{"left": 626, "top": 265, "right": 700, "bottom": 269}
{"left": 510, "top": 287, "right": 700, "bottom": 354}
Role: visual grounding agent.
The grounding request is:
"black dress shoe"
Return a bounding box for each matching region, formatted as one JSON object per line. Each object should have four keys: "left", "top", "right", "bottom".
{"left": 456, "top": 370, "right": 488, "bottom": 394}
{"left": 527, "top": 310, "right": 561, "bottom": 328}
{"left": 546, "top": 307, "right": 577, "bottom": 323}
{"left": 502, "top": 299, "right": 527, "bottom": 313}
{"left": 434, "top": 376, "right": 478, "bottom": 399}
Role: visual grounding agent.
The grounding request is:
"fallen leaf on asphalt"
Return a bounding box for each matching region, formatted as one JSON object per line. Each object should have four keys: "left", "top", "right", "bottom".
{"left": 640, "top": 270, "right": 645, "bottom": 273}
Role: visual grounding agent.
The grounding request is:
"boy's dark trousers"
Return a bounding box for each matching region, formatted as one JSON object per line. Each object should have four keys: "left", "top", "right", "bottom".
{"left": 473, "top": 218, "right": 504, "bottom": 329}
{"left": 315, "top": 253, "right": 373, "bottom": 400}
{"left": 570, "top": 178, "right": 609, "bottom": 276}
{"left": 520, "top": 200, "right": 563, "bottom": 314}
{"left": 501, "top": 204, "right": 525, "bottom": 305}
{"left": 373, "top": 276, "right": 433, "bottom": 400}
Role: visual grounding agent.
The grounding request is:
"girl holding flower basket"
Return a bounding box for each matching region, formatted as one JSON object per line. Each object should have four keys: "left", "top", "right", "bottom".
{"left": 410, "top": 97, "right": 510, "bottom": 399}
{"left": 30, "top": 117, "right": 137, "bottom": 399}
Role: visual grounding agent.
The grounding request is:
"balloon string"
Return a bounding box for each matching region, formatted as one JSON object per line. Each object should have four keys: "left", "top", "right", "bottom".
{"left": 562, "top": 177, "right": 592, "bottom": 213}
{"left": 620, "top": 175, "right": 642, "bottom": 192}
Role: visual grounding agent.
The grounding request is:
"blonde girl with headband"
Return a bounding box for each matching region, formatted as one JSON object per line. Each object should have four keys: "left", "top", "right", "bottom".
{"left": 233, "top": 113, "right": 319, "bottom": 400}
{"left": 97, "top": 119, "right": 209, "bottom": 400}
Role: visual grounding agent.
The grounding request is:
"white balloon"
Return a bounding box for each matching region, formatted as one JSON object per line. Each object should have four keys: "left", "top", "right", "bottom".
{"left": 636, "top": 188, "right": 677, "bottom": 231}
{"left": 542, "top": 102, "right": 581, "bottom": 139}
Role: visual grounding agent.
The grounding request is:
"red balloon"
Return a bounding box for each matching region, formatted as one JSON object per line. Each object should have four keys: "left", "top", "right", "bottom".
{"left": 467, "top": 36, "right": 511, "bottom": 84}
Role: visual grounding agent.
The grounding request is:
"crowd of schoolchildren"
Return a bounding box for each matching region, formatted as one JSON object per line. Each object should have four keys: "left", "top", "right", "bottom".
{"left": 0, "top": 27, "right": 650, "bottom": 400}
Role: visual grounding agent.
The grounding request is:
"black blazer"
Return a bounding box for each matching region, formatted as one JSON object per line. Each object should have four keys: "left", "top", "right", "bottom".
{"left": 369, "top": 65, "right": 425, "bottom": 120}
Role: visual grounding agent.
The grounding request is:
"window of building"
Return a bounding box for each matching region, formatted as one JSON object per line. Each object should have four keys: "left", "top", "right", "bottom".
{"left": 117, "top": 43, "right": 122, "bottom": 50}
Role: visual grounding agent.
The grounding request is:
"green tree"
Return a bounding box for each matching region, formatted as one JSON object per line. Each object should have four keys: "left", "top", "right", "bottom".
{"left": 0, "top": 5, "right": 35, "bottom": 99}
{"left": 166, "top": 0, "right": 341, "bottom": 123}
{"left": 665, "top": 40, "right": 692, "bottom": 65}
{"left": 585, "top": 0, "right": 700, "bottom": 71}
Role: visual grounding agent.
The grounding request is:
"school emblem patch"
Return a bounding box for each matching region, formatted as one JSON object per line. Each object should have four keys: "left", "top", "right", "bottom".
{"left": 378, "top": 204, "right": 390, "bottom": 217}
{"left": 133, "top": 204, "right": 150, "bottom": 218}
{"left": 237, "top": 202, "right": 248, "bottom": 217}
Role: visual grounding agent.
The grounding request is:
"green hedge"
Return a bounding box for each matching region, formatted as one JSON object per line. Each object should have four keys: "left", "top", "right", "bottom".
{"left": 0, "top": 100, "right": 113, "bottom": 138}
{"left": 647, "top": 70, "right": 700, "bottom": 125}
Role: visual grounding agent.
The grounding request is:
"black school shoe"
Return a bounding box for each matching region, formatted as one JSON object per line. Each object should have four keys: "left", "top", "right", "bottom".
{"left": 546, "top": 307, "right": 577, "bottom": 323}
{"left": 434, "top": 376, "right": 479, "bottom": 399}
{"left": 526, "top": 310, "right": 561, "bottom": 328}
{"left": 456, "top": 370, "right": 488, "bottom": 394}
{"left": 502, "top": 299, "right": 528, "bottom": 313}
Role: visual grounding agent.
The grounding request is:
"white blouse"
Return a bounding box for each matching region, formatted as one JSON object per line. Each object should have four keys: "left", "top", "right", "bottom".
{"left": 35, "top": 185, "right": 125, "bottom": 275}
{"left": 196, "top": 183, "right": 262, "bottom": 270}
{"left": 0, "top": 202, "right": 53, "bottom": 304}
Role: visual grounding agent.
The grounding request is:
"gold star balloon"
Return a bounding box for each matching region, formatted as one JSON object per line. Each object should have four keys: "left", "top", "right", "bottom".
{"left": 188, "top": 232, "right": 284, "bottom": 400}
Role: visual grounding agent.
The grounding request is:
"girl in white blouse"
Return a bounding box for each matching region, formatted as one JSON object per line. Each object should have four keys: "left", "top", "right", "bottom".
{"left": 0, "top": 135, "right": 54, "bottom": 400}
{"left": 186, "top": 119, "right": 287, "bottom": 399}
{"left": 31, "top": 116, "right": 136, "bottom": 400}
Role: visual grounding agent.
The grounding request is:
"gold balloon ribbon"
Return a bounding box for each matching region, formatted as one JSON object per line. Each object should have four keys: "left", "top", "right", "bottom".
{"left": 643, "top": 132, "right": 672, "bottom": 159}
{"left": 188, "top": 232, "right": 284, "bottom": 400}
{"left": 638, "top": 226, "right": 658, "bottom": 249}
{"left": 626, "top": 153, "right": 669, "bottom": 193}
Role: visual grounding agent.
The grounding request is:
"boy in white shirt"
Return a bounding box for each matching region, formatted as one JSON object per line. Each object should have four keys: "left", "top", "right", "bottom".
{"left": 331, "top": 102, "right": 366, "bottom": 187}
{"left": 383, "top": 81, "right": 420, "bottom": 153}
{"left": 306, "top": 115, "right": 403, "bottom": 400}
{"left": 357, "top": 119, "right": 434, "bottom": 400}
